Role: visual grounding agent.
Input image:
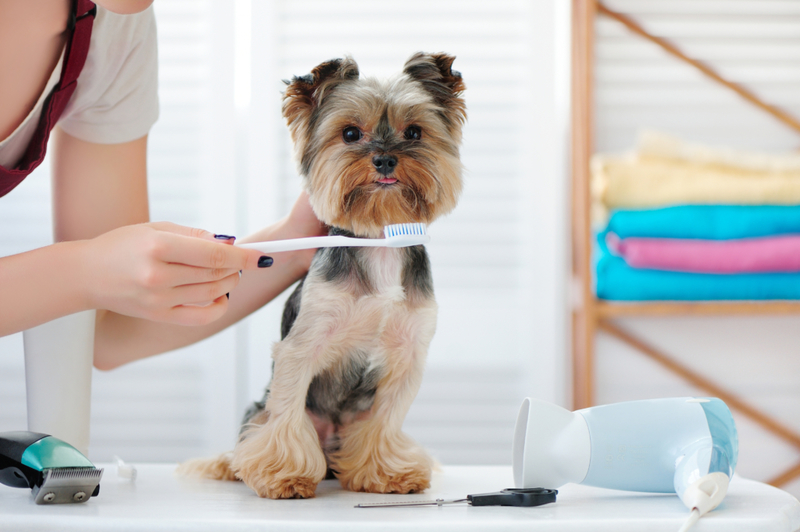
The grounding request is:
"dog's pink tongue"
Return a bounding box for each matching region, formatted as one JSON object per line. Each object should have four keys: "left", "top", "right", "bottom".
{"left": 378, "top": 177, "right": 397, "bottom": 184}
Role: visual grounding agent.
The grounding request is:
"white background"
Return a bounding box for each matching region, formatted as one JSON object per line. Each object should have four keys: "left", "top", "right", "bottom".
{"left": 0, "top": 0, "right": 571, "bottom": 468}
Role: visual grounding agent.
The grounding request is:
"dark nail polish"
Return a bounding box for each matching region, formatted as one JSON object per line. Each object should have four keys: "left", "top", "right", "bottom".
{"left": 258, "top": 256, "right": 274, "bottom": 268}
{"left": 214, "top": 234, "right": 236, "bottom": 240}
{"left": 226, "top": 293, "right": 230, "bottom": 300}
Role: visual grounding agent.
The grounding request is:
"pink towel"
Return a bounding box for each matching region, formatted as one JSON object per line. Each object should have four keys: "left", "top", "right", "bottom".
{"left": 605, "top": 232, "right": 800, "bottom": 274}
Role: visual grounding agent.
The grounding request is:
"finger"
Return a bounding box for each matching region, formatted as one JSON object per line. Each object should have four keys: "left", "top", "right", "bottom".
{"left": 156, "top": 232, "right": 268, "bottom": 270}
{"left": 150, "top": 222, "right": 238, "bottom": 245}
{"left": 159, "top": 263, "right": 240, "bottom": 286}
{"left": 148, "top": 221, "right": 215, "bottom": 240}
{"left": 165, "top": 296, "right": 229, "bottom": 326}
{"left": 169, "top": 272, "right": 241, "bottom": 306}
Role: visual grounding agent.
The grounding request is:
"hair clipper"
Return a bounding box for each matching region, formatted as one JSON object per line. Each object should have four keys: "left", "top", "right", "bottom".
{"left": 0, "top": 431, "right": 103, "bottom": 504}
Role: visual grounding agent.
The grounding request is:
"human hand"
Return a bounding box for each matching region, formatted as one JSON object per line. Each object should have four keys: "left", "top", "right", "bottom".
{"left": 283, "top": 190, "right": 328, "bottom": 239}
{"left": 82, "top": 222, "right": 272, "bottom": 325}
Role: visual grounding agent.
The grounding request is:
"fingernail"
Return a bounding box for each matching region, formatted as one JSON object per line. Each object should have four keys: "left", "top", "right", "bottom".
{"left": 214, "top": 234, "right": 236, "bottom": 240}
{"left": 258, "top": 256, "right": 274, "bottom": 268}
{"left": 226, "top": 293, "right": 230, "bottom": 300}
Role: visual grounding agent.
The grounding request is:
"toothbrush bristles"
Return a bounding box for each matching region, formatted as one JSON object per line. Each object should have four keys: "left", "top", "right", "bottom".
{"left": 384, "top": 223, "right": 427, "bottom": 238}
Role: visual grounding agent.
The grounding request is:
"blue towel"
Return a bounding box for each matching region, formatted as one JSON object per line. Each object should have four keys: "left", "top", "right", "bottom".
{"left": 607, "top": 205, "right": 800, "bottom": 240}
{"left": 595, "top": 232, "right": 800, "bottom": 301}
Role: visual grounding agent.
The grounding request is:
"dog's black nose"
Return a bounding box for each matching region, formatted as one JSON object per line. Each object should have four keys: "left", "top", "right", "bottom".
{"left": 372, "top": 154, "right": 397, "bottom": 176}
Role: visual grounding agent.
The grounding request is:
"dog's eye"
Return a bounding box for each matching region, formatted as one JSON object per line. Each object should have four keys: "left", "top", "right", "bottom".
{"left": 342, "top": 126, "right": 363, "bottom": 144}
{"left": 404, "top": 126, "right": 422, "bottom": 141}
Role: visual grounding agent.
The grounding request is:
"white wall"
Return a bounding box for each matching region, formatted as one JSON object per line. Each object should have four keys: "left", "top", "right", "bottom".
{"left": 594, "top": 0, "right": 800, "bottom": 497}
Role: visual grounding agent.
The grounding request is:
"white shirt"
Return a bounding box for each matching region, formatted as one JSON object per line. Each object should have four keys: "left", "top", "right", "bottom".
{"left": 0, "top": 5, "right": 159, "bottom": 169}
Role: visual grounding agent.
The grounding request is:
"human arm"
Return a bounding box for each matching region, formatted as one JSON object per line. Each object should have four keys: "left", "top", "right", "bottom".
{"left": 92, "top": 195, "right": 324, "bottom": 369}
{"left": 47, "top": 127, "right": 325, "bottom": 369}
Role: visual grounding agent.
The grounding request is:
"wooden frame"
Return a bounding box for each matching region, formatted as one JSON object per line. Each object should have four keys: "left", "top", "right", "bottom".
{"left": 571, "top": 0, "right": 800, "bottom": 487}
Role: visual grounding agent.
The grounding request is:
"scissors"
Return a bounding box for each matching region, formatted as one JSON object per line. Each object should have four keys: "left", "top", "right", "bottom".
{"left": 355, "top": 487, "right": 557, "bottom": 508}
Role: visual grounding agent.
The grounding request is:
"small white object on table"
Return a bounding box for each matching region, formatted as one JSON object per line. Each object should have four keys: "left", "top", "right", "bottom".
{"left": 0, "top": 465, "right": 798, "bottom": 531}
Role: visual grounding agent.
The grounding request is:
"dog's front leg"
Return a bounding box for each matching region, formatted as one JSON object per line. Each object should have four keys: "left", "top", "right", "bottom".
{"left": 230, "top": 337, "right": 328, "bottom": 499}
{"left": 332, "top": 304, "right": 437, "bottom": 494}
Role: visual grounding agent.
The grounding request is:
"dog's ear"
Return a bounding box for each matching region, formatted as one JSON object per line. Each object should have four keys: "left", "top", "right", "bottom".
{"left": 403, "top": 53, "right": 466, "bottom": 128}
{"left": 282, "top": 57, "right": 360, "bottom": 132}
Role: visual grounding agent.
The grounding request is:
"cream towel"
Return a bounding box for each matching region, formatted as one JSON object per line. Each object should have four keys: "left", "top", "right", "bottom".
{"left": 591, "top": 131, "right": 800, "bottom": 223}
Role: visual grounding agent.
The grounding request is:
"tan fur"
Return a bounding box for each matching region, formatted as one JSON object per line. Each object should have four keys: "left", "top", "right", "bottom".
{"left": 179, "top": 53, "right": 465, "bottom": 499}
{"left": 330, "top": 306, "right": 437, "bottom": 493}
{"left": 232, "top": 254, "right": 433, "bottom": 497}
{"left": 287, "top": 59, "right": 465, "bottom": 239}
{"left": 176, "top": 452, "right": 238, "bottom": 481}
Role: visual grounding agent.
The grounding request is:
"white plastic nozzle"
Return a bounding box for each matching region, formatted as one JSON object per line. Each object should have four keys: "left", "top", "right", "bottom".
{"left": 680, "top": 472, "right": 729, "bottom": 516}
{"left": 513, "top": 398, "right": 591, "bottom": 489}
{"left": 113, "top": 455, "right": 138, "bottom": 481}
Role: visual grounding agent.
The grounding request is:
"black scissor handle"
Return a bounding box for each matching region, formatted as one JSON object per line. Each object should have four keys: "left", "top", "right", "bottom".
{"left": 467, "top": 487, "right": 558, "bottom": 507}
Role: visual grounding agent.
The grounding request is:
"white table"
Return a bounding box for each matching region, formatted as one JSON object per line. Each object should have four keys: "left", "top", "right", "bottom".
{"left": 0, "top": 465, "right": 798, "bottom": 531}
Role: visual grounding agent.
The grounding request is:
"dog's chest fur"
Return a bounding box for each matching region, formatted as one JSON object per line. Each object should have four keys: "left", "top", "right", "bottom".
{"left": 279, "top": 233, "right": 434, "bottom": 429}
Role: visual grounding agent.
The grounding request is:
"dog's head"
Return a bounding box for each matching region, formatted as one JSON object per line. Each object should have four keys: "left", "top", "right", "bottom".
{"left": 282, "top": 53, "right": 466, "bottom": 238}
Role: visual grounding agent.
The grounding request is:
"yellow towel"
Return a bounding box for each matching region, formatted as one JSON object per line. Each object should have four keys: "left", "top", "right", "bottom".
{"left": 591, "top": 132, "right": 800, "bottom": 223}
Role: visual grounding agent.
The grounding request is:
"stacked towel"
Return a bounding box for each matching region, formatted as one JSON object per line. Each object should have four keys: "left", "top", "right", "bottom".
{"left": 593, "top": 132, "right": 800, "bottom": 301}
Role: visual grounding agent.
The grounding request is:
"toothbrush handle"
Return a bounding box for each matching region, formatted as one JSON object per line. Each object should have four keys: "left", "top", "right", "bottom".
{"left": 237, "top": 235, "right": 381, "bottom": 253}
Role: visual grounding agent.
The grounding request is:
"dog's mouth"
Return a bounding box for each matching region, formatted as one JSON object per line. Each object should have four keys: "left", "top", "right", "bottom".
{"left": 376, "top": 177, "right": 398, "bottom": 185}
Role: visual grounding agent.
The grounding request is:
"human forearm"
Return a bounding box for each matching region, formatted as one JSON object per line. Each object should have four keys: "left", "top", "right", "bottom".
{"left": 0, "top": 240, "right": 92, "bottom": 336}
{"left": 93, "top": 216, "right": 319, "bottom": 369}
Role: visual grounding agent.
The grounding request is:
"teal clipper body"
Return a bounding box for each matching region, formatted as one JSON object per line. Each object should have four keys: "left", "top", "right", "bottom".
{"left": 0, "top": 431, "right": 103, "bottom": 504}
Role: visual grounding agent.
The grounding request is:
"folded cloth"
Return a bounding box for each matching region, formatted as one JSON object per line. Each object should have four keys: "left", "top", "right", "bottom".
{"left": 593, "top": 154, "right": 800, "bottom": 210}
{"left": 607, "top": 205, "right": 800, "bottom": 240}
{"left": 596, "top": 232, "right": 800, "bottom": 301}
{"left": 606, "top": 232, "right": 800, "bottom": 274}
{"left": 591, "top": 132, "right": 800, "bottom": 216}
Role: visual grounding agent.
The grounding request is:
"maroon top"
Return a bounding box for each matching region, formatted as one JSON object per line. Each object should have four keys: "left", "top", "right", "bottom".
{"left": 0, "top": 0, "right": 96, "bottom": 198}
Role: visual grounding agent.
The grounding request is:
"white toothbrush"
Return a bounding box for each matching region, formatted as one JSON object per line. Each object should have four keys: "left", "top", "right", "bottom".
{"left": 237, "top": 223, "right": 429, "bottom": 253}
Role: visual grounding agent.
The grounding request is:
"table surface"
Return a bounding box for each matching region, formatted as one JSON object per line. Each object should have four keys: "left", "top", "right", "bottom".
{"left": 0, "top": 465, "right": 798, "bottom": 531}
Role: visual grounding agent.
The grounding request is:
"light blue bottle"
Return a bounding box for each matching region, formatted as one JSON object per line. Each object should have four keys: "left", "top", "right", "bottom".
{"left": 513, "top": 397, "right": 738, "bottom": 522}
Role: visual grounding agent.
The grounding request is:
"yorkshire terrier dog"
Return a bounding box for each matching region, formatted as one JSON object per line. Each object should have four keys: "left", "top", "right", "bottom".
{"left": 179, "top": 52, "right": 466, "bottom": 499}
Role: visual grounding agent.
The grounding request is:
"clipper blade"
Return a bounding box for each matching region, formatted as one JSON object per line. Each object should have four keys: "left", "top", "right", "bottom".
{"left": 32, "top": 467, "right": 103, "bottom": 504}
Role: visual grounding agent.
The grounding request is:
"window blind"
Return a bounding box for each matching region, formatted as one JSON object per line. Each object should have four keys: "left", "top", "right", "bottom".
{"left": 0, "top": 0, "right": 568, "bottom": 467}
{"left": 266, "top": 0, "right": 556, "bottom": 465}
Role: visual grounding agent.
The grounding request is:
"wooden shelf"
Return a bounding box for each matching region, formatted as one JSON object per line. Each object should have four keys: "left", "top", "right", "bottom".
{"left": 596, "top": 300, "right": 800, "bottom": 318}
{"left": 571, "top": 0, "right": 800, "bottom": 488}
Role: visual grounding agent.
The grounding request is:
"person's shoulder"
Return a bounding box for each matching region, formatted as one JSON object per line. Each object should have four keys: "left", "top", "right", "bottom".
{"left": 58, "top": 4, "right": 159, "bottom": 144}
{"left": 91, "top": 4, "right": 156, "bottom": 51}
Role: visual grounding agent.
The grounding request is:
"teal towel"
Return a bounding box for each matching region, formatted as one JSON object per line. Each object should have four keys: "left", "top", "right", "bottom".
{"left": 607, "top": 205, "right": 800, "bottom": 240}
{"left": 595, "top": 232, "right": 800, "bottom": 301}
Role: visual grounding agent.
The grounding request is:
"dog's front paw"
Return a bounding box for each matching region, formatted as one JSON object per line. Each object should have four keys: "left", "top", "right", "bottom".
{"left": 238, "top": 470, "right": 320, "bottom": 499}
{"left": 340, "top": 463, "right": 432, "bottom": 494}
{"left": 231, "top": 415, "right": 327, "bottom": 499}
{"left": 333, "top": 426, "right": 432, "bottom": 494}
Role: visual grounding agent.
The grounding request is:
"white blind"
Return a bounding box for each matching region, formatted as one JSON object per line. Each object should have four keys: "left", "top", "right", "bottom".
{"left": 269, "top": 0, "right": 545, "bottom": 465}
{"left": 1, "top": 0, "right": 568, "bottom": 467}
{"left": 0, "top": 1, "right": 216, "bottom": 462}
